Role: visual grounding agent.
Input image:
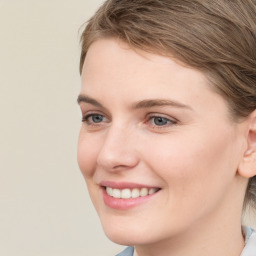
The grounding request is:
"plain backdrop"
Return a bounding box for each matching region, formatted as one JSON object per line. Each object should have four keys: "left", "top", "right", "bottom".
{"left": 0, "top": 1, "right": 124, "bottom": 255}
{"left": 0, "top": 1, "right": 255, "bottom": 256}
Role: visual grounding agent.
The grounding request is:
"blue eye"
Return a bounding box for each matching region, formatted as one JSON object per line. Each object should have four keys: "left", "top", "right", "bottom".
{"left": 82, "top": 114, "right": 106, "bottom": 124}
{"left": 152, "top": 117, "right": 169, "bottom": 126}
{"left": 147, "top": 115, "right": 177, "bottom": 128}
{"left": 90, "top": 114, "right": 104, "bottom": 123}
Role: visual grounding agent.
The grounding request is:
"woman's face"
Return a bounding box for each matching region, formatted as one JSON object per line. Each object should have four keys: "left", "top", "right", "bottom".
{"left": 78, "top": 38, "right": 247, "bottom": 246}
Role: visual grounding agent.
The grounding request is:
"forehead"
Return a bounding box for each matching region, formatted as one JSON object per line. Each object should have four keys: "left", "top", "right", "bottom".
{"left": 83, "top": 38, "right": 188, "bottom": 73}
{"left": 82, "top": 39, "right": 208, "bottom": 93}
{"left": 81, "top": 38, "right": 232, "bottom": 120}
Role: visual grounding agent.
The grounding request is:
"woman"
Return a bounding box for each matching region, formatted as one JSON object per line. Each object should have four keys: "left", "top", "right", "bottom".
{"left": 77, "top": 1, "right": 256, "bottom": 255}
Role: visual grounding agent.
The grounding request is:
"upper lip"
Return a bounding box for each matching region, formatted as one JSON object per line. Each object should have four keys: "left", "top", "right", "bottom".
{"left": 100, "top": 181, "right": 160, "bottom": 189}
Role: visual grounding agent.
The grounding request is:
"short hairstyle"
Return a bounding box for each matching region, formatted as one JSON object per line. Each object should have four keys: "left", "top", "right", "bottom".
{"left": 79, "top": 0, "right": 256, "bottom": 208}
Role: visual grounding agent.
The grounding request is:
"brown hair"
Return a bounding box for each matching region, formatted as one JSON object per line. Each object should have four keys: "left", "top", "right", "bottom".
{"left": 79, "top": 0, "right": 256, "bottom": 208}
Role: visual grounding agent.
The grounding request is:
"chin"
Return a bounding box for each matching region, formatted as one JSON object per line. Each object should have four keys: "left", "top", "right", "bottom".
{"left": 101, "top": 220, "right": 148, "bottom": 246}
{"left": 105, "top": 231, "right": 136, "bottom": 246}
{"left": 101, "top": 219, "right": 170, "bottom": 247}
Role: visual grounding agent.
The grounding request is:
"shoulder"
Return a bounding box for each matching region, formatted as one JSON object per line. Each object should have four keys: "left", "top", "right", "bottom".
{"left": 115, "top": 246, "right": 134, "bottom": 256}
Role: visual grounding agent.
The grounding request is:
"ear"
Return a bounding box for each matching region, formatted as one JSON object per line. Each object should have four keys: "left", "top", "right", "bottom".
{"left": 238, "top": 110, "right": 256, "bottom": 178}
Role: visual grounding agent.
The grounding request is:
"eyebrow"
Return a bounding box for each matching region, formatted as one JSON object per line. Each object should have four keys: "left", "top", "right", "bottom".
{"left": 77, "top": 95, "right": 104, "bottom": 108}
{"left": 131, "top": 99, "right": 192, "bottom": 110}
{"left": 77, "top": 94, "right": 192, "bottom": 111}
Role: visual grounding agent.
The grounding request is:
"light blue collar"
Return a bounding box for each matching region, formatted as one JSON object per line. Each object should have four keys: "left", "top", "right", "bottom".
{"left": 241, "top": 226, "right": 256, "bottom": 256}
{"left": 115, "top": 246, "right": 134, "bottom": 256}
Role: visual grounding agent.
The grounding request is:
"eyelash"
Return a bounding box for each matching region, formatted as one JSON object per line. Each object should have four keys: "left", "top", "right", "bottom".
{"left": 81, "top": 113, "right": 178, "bottom": 129}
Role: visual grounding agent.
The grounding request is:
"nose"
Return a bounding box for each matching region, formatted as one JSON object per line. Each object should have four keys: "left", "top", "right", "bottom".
{"left": 96, "top": 125, "right": 140, "bottom": 172}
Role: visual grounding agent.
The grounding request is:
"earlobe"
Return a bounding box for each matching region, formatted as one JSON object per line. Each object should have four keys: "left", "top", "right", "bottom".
{"left": 238, "top": 110, "right": 256, "bottom": 178}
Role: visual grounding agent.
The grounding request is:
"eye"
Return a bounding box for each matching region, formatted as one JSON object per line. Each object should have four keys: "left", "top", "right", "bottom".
{"left": 90, "top": 114, "right": 104, "bottom": 123}
{"left": 151, "top": 116, "right": 170, "bottom": 126}
{"left": 82, "top": 113, "right": 107, "bottom": 125}
{"left": 147, "top": 114, "right": 177, "bottom": 128}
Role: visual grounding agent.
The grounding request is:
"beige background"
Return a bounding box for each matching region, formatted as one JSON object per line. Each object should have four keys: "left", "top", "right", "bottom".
{"left": 0, "top": 1, "right": 255, "bottom": 256}
{"left": 0, "top": 1, "right": 124, "bottom": 255}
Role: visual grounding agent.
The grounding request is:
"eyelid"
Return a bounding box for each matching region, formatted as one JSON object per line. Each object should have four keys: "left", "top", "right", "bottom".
{"left": 147, "top": 112, "right": 178, "bottom": 121}
{"left": 79, "top": 103, "right": 111, "bottom": 118}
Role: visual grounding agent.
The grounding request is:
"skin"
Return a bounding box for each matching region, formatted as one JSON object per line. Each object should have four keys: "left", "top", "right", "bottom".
{"left": 77, "top": 38, "right": 254, "bottom": 256}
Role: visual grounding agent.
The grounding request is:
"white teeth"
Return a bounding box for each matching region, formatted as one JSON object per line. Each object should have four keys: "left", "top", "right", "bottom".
{"left": 131, "top": 188, "right": 140, "bottom": 198}
{"left": 140, "top": 188, "right": 148, "bottom": 197}
{"left": 106, "top": 187, "right": 159, "bottom": 199}
{"left": 112, "top": 188, "right": 121, "bottom": 198}
{"left": 106, "top": 187, "right": 112, "bottom": 195}
{"left": 121, "top": 189, "right": 131, "bottom": 199}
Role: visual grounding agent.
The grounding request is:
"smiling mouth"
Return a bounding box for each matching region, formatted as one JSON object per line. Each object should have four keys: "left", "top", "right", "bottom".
{"left": 105, "top": 187, "right": 160, "bottom": 199}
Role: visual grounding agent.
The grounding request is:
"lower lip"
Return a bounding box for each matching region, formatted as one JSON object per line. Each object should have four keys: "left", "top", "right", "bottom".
{"left": 102, "top": 188, "right": 159, "bottom": 210}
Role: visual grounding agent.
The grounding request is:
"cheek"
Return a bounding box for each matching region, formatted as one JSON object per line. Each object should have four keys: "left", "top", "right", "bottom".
{"left": 141, "top": 129, "right": 242, "bottom": 226}
{"left": 77, "top": 130, "right": 99, "bottom": 179}
{"left": 146, "top": 127, "right": 240, "bottom": 193}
